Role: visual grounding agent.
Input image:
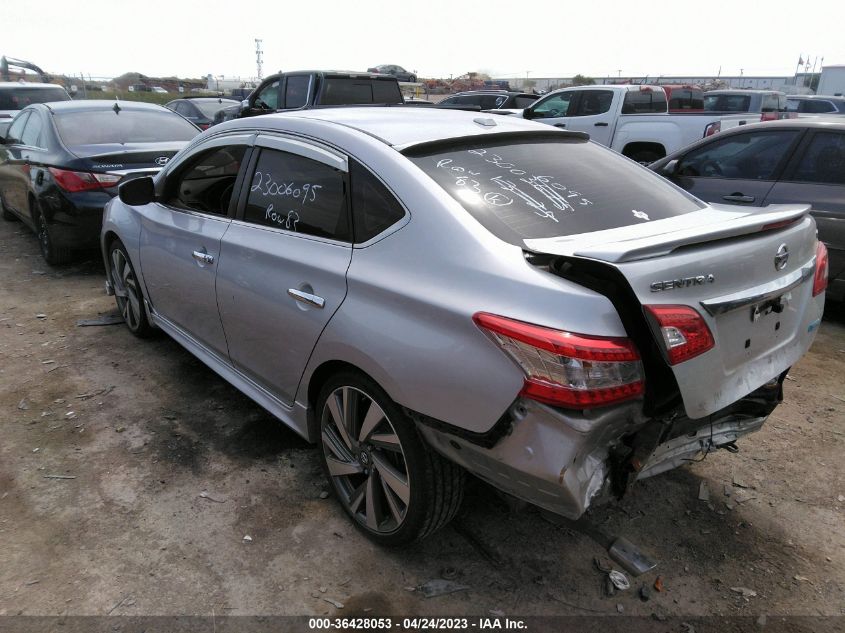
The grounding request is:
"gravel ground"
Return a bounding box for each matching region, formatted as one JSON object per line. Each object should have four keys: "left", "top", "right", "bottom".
{"left": 0, "top": 216, "right": 843, "bottom": 629}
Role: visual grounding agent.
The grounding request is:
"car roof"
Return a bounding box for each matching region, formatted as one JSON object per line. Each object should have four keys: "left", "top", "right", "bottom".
{"left": 0, "top": 82, "right": 66, "bottom": 89}
{"left": 706, "top": 89, "right": 783, "bottom": 94}
{"left": 223, "top": 106, "right": 563, "bottom": 148}
{"left": 787, "top": 94, "right": 845, "bottom": 101}
{"left": 447, "top": 91, "right": 535, "bottom": 97}
{"left": 168, "top": 97, "right": 239, "bottom": 103}
{"left": 40, "top": 99, "right": 169, "bottom": 113}
{"left": 710, "top": 118, "right": 845, "bottom": 133}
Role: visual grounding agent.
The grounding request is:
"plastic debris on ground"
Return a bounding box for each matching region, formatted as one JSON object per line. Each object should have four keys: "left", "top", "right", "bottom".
{"left": 608, "top": 570, "right": 630, "bottom": 591}
{"left": 416, "top": 579, "right": 470, "bottom": 598}
{"left": 609, "top": 537, "right": 658, "bottom": 576}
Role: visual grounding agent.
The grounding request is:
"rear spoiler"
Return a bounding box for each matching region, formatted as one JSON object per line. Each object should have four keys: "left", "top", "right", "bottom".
{"left": 524, "top": 204, "right": 811, "bottom": 263}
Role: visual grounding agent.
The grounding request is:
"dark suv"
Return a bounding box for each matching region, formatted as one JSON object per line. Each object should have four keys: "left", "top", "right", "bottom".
{"left": 219, "top": 71, "right": 403, "bottom": 123}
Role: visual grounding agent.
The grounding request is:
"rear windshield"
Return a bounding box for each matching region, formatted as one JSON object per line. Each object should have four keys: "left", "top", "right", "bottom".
{"left": 194, "top": 100, "right": 237, "bottom": 117}
{"left": 442, "top": 94, "right": 508, "bottom": 109}
{"left": 668, "top": 89, "right": 704, "bottom": 110}
{"left": 704, "top": 94, "right": 751, "bottom": 112}
{"left": 405, "top": 136, "right": 704, "bottom": 245}
{"left": 320, "top": 78, "right": 403, "bottom": 105}
{"left": 54, "top": 109, "right": 200, "bottom": 146}
{"left": 0, "top": 87, "right": 70, "bottom": 110}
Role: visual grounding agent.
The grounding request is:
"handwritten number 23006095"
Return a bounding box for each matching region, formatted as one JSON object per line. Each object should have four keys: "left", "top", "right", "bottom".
{"left": 250, "top": 170, "right": 322, "bottom": 204}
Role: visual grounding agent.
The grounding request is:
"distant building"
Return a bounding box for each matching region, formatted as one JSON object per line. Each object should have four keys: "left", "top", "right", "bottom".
{"left": 818, "top": 65, "right": 845, "bottom": 96}
{"left": 206, "top": 74, "right": 259, "bottom": 93}
{"left": 500, "top": 74, "right": 818, "bottom": 94}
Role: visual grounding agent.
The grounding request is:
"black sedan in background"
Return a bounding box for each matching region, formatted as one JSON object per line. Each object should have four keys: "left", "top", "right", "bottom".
{"left": 165, "top": 96, "right": 240, "bottom": 129}
{"left": 366, "top": 64, "right": 416, "bottom": 83}
{"left": 650, "top": 119, "right": 845, "bottom": 303}
{"left": 438, "top": 91, "right": 540, "bottom": 110}
{"left": 0, "top": 100, "right": 199, "bottom": 264}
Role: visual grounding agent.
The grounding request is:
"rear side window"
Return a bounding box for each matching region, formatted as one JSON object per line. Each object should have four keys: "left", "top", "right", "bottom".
{"left": 5, "top": 111, "right": 29, "bottom": 143}
{"left": 350, "top": 162, "right": 405, "bottom": 243}
{"left": 790, "top": 132, "right": 845, "bottom": 185}
{"left": 321, "top": 78, "right": 402, "bottom": 105}
{"left": 572, "top": 90, "right": 613, "bottom": 116}
{"left": 244, "top": 148, "right": 350, "bottom": 241}
{"left": 677, "top": 130, "right": 800, "bottom": 180}
{"left": 405, "top": 136, "right": 704, "bottom": 245}
{"left": 668, "top": 89, "right": 704, "bottom": 110}
{"left": 621, "top": 89, "right": 667, "bottom": 114}
{"left": 513, "top": 96, "right": 538, "bottom": 108}
{"left": 801, "top": 100, "right": 836, "bottom": 114}
{"left": 0, "top": 87, "right": 70, "bottom": 110}
{"left": 284, "top": 76, "right": 310, "bottom": 108}
{"left": 704, "top": 94, "right": 751, "bottom": 112}
{"left": 21, "top": 113, "right": 44, "bottom": 147}
{"left": 54, "top": 109, "right": 199, "bottom": 145}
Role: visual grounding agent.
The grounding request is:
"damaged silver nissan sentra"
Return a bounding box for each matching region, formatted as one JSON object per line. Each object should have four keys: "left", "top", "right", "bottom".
{"left": 101, "top": 107, "right": 828, "bottom": 544}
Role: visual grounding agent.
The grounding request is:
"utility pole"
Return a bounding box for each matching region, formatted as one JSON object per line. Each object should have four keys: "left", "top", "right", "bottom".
{"left": 255, "top": 39, "right": 263, "bottom": 80}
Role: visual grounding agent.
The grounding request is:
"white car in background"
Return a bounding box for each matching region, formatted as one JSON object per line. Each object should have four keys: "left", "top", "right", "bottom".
{"left": 0, "top": 81, "right": 71, "bottom": 137}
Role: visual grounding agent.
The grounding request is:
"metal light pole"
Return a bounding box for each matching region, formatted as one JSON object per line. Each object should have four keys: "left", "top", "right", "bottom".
{"left": 255, "top": 39, "right": 263, "bottom": 80}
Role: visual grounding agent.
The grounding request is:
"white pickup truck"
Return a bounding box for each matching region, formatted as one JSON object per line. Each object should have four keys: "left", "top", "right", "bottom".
{"left": 510, "top": 85, "right": 758, "bottom": 162}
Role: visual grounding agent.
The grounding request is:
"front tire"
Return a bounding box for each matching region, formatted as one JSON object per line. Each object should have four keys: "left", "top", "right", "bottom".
{"left": 317, "top": 371, "right": 464, "bottom": 545}
{"left": 108, "top": 239, "right": 152, "bottom": 337}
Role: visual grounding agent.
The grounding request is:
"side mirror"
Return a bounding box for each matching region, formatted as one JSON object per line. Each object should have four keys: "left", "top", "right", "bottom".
{"left": 118, "top": 176, "right": 155, "bottom": 206}
{"left": 523, "top": 108, "right": 536, "bottom": 120}
{"left": 662, "top": 159, "right": 679, "bottom": 175}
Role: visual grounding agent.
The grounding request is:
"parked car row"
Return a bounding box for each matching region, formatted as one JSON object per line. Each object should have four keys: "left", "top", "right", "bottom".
{"left": 0, "top": 73, "right": 834, "bottom": 545}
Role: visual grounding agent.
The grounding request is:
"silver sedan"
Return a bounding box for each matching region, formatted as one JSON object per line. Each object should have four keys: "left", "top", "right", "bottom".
{"left": 101, "top": 107, "right": 826, "bottom": 544}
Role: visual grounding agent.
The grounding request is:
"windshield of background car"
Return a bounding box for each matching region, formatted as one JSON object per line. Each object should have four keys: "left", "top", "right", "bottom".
{"left": 704, "top": 94, "right": 751, "bottom": 112}
{"left": 0, "top": 87, "right": 70, "bottom": 110}
{"left": 54, "top": 109, "right": 200, "bottom": 146}
{"left": 194, "top": 100, "right": 236, "bottom": 117}
{"left": 321, "top": 78, "right": 403, "bottom": 105}
{"left": 405, "top": 136, "right": 705, "bottom": 245}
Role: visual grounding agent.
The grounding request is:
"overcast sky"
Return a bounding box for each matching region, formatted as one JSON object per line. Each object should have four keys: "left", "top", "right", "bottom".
{"left": 2, "top": 0, "right": 842, "bottom": 80}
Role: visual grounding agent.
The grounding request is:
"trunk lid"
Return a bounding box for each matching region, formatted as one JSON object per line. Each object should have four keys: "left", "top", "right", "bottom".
{"left": 64, "top": 141, "right": 188, "bottom": 176}
{"left": 525, "top": 203, "right": 824, "bottom": 419}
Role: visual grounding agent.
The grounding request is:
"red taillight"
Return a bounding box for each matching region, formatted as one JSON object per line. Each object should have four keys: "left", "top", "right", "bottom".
{"left": 473, "top": 312, "right": 644, "bottom": 409}
{"left": 644, "top": 305, "right": 714, "bottom": 365}
{"left": 199, "top": 123, "right": 210, "bottom": 130}
{"left": 49, "top": 168, "right": 121, "bottom": 193}
{"left": 760, "top": 112, "right": 779, "bottom": 122}
{"left": 813, "top": 242, "right": 829, "bottom": 297}
{"left": 704, "top": 121, "right": 721, "bottom": 137}
{"left": 761, "top": 217, "right": 801, "bottom": 232}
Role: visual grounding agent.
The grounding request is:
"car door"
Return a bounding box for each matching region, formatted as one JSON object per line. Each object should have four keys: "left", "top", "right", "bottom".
{"left": 667, "top": 128, "right": 804, "bottom": 206}
{"left": 138, "top": 134, "right": 254, "bottom": 358}
{"left": 215, "top": 135, "right": 353, "bottom": 405}
{"left": 562, "top": 89, "right": 616, "bottom": 145}
{"left": 0, "top": 110, "right": 31, "bottom": 217}
{"left": 763, "top": 129, "right": 845, "bottom": 294}
{"left": 524, "top": 90, "right": 577, "bottom": 129}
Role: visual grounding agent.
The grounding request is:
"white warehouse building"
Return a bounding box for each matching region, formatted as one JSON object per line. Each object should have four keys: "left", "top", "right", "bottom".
{"left": 817, "top": 65, "right": 845, "bottom": 96}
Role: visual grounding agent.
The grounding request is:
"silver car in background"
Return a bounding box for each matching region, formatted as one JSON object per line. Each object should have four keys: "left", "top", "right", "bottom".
{"left": 101, "top": 107, "right": 827, "bottom": 544}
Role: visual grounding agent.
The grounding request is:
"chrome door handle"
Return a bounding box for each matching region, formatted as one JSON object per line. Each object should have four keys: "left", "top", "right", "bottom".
{"left": 192, "top": 250, "right": 215, "bottom": 264}
{"left": 594, "top": 122, "right": 609, "bottom": 127}
{"left": 287, "top": 288, "right": 325, "bottom": 309}
{"left": 722, "top": 194, "right": 755, "bottom": 203}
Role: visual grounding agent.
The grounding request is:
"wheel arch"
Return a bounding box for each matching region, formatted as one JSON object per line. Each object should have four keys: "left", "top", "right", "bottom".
{"left": 302, "top": 358, "right": 394, "bottom": 443}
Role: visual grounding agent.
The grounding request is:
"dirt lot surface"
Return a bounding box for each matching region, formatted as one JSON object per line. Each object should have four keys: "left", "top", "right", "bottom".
{"left": 1, "top": 217, "right": 844, "bottom": 628}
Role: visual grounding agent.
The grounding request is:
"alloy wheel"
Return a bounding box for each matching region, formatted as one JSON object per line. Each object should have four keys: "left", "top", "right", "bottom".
{"left": 110, "top": 248, "right": 142, "bottom": 331}
{"left": 321, "top": 386, "right": 410, "bottom": 533}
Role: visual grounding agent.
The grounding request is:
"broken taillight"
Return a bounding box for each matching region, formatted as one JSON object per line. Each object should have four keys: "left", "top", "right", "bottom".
{"left": 644, "top": 305, "right": 715, "bottom": 365}
{"left": 813, "top": 241, "right": 829, "bottom": 297}
{"left": 473, "top": 312, "right": 644, "bottom": 409}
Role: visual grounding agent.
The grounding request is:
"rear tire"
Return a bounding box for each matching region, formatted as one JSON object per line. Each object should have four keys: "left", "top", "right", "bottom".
{"left": 317, "top": 371, "right": 464, "bottom": 545}
{"left": 33, "top": 199, "right": 73, "bottom": 265}
{"left": 108, "top": 239, "right": 153, "bottom": 338}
